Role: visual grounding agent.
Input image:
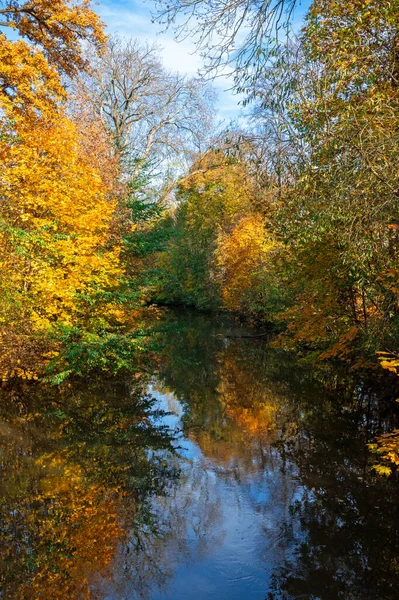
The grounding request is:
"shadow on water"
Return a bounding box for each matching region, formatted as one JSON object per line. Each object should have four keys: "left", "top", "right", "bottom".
{"left": 1, "top": 309, "right": 399, "bottom": 599}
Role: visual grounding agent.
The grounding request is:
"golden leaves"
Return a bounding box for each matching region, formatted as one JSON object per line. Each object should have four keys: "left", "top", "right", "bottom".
{"left": 0, "top": 112, "right": 122, "bottom": 334}
{"left": 370, "top": 430, "right": 399, "bottom": 477}
{"left": 215, "top": 214, "right": 276, "bottom": 314}
{"left": 0, "top": 2, "right": 125, "bottom": 379}
{"left": 14, "top": 452, "right": 123, "bottom": 599}
{"left": 0, "top": 0, "right": 106, "bottom": 77}
{"left": 377, "top": 352, "right": 399, "bottom": 376}
{"left": 0, "top": 35, "right": 65, "bottom": 122}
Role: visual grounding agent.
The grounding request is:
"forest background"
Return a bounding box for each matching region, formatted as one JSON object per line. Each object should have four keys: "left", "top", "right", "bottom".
{"left": 0, "top": 0, "right": 398, "bottom": 464}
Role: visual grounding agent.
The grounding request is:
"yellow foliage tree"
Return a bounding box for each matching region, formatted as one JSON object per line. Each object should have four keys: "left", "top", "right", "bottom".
{"left": 0, "top": 0, "right": 106, "bottom": 76}
{"left": 158, "top": 151, "right": 266, "bottom": 309}
{"left": 14, "top": 456, "right": 123, "bottom": 600}
{"left": 214, "top": 214, "right": 276, "bottom": 314}
{"left": 0, "top": 109, "right": 122, "bottom": 378}
{"left": 177, "top": 151, "right": 256, "bottom": 234}
{"left": 0, "top": 0, "right": 127, "bottom": 379}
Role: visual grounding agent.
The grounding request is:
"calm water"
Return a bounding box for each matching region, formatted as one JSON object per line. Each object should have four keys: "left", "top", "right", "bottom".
{"left": 1, "top": 311, "right": 399, "bottom": 599}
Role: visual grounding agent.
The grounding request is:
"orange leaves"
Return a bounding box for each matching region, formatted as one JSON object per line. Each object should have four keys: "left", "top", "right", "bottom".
{"left": 14, "top": 453, "right": 123, "bottom": 599}
{"left": 215, "top": 214, "right": 276, "bottom": 314}
{"left": 0, "top": 0, "right": 106, "bottom": 120}
{"left": 0, "top": 35, "right": 65, "bottom": 122}
{"left": 178, "top": 151, "right": 257, "bottom": 233}
{"left": 0, "top": 112, "right": 121, "bottom": 337}
{"left": 318, "top": 326, "right": 359, "bottom": 361}
{"left": 378, "top": 268, "right": 399, "bottom": 295}
{"left": 158, "top": 152, "right": 263, "bottom": 309}
{"left": 0, "top": 3, "right": 124, "bottom": 379}
{"left": 0, "top": 0, "right": 106, "bottom": 76}
{"left": 369, "top": 430, "right": 399, "bottom": 477}
{"left": 377, "top": 352, "right": 399, "bottom": 376}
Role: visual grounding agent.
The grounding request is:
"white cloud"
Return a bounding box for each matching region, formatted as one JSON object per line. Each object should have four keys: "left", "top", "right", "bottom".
{"left": 98, "top": 1, "right": 202, "bottom": 74}
{"left": 152, "top": 38, "right": 203, "bottom": 75}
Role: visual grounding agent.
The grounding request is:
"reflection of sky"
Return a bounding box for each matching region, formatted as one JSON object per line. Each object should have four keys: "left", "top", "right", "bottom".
{"left": 95, "top": 0, "right": 314, "bottom": 121}
{"left": 149, "top": 383, "right": 203, "bottom": 462}
{"left": 138, "top": 380, "right": 304, "bottom": 600}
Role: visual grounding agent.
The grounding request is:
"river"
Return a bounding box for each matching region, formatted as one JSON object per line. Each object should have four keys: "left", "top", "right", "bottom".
{"left": 1, "top": 310, "right": 399, "bottom": 599}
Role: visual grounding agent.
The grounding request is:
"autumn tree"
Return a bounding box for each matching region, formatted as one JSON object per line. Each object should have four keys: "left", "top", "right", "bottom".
{"left": 214, "top": 214, "right": 283, "bottom": 317}
{"left": 228, "top": 1, "right": 398, "bottom": 365}
{"left": 156, "top": 149, "right": 278, "bottom": 312}
{"left": 70, "top": 36, "right": 217, "bottom": 308}
{"left": 0, "top": 0, "right": 105, "bottom": 75}
{"left": 0, "top": 375, "right": 177, "bottom": 597}
{"left": 0, "top": 1, "right": 135, "bottom": 380}
{"left": 155, "top": 0, "right": 399, "bottom": 370}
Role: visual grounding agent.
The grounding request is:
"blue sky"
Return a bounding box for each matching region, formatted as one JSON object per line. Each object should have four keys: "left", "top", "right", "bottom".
{"left": 95, "top": 0, "right": 313, "bottom": 121}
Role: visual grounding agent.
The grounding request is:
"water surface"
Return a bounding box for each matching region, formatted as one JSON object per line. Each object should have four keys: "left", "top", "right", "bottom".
{"left": 1, "top": 311, "right": 399, "bottom": 599}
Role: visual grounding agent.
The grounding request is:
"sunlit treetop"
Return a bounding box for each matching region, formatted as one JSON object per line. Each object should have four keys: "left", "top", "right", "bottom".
{"left": 0, "top": 34, "right": 65, "bottom": 120}
{"left": 0, "top": 0, "right": 106, "bottom": 76}
{"left": 305, "top": 0, "right": 399, "bottom": 88}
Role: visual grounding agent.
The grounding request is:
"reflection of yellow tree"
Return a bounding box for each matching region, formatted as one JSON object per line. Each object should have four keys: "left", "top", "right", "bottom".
{"left": 189, "top": 429, "right": 252, "bottom": 465}
{"left": 218, "top": 349, "right": 279, "bottom": 439}
{"left": 0, "top": 375, "right": 178, "bottom": 600}
{"left": 2, "top": 447, "right": 123, "bottom": 600}
{"left": 369, "top": 353, "right": 399, "bottom": 476}
{"left": 32, "top": 456, "right": 122, "bottom": 599}
{"left": 186, "top": 343, "right": 291, "bottom": 470}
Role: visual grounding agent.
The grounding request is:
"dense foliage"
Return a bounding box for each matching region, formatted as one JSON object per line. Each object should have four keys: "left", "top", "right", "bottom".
{"left": 0, "top": 1, "right": 211, "bottom": 382}
{"left": 155, "top": 0, "right": 399, "bottom": 374}
{"left": 150, "top": 0, "right": 399, "bottom": 473}
{"left": 0, "top": 1, "right": 398, "bottom": 463}
{"left": 1, "top": 3, "right": 399, "bottom": 595}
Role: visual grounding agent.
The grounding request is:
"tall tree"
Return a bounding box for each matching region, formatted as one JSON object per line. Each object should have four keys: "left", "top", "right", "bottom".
{"left": 0, "top": 0, "right": 127, "bottom": 380}
{"left": 0, "top": 0, "right": 105, "bottom": 75}
{"left": 75, "top": 36, "right": 215, "bottom": 185}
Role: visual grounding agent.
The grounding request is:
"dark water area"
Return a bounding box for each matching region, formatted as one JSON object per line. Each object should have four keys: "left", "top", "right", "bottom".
{"left": 1, "top": 311, "right": 399, "bottom": 599}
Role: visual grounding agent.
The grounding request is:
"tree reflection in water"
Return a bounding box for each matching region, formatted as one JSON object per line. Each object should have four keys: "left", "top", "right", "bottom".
{"left": 149, "top": 311, "right": 399, "bottom": 600}
{"left": 1, "top": 311, "right": 399, "bottom": 599}
{"left": 0, "top": 375, "right": 179, "bottom": 599}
